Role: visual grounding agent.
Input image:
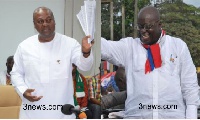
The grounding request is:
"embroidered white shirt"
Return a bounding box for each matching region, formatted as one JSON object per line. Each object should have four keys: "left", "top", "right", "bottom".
{"left": 101, "top": 35, "right": 199, "bottom": 119}
{"left": 11, "top": 33, "right": 93, "bottom": 119}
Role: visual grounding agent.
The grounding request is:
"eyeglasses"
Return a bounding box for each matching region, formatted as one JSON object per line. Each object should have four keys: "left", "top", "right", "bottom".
{"left": 34, "top": 18, "right": 54, "bottom": 25}
{"left": 136, "top": 20, "right": 159, "bottom": 30}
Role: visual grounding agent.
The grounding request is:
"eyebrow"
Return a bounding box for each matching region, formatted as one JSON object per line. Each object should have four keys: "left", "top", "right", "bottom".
{"left": 36, "top": 16, "right": 52, "bottom": 19}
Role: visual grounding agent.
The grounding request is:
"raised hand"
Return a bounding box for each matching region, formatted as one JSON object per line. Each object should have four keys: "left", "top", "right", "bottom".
{"left": 82, "top": 35, "right": 94, "bottom": 58}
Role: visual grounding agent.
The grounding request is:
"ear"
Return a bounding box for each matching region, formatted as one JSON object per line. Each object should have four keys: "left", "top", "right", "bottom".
{"left": 33, "top": 21, "right": 37, "bottom": 28}
{"left": 34, "top": 24, "right": 37, "bottom": 29}
{"left": 158, "top": 21, "right": 162, "bottom": 28}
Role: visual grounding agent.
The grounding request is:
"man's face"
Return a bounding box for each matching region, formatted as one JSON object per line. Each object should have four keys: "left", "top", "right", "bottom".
{"left": 6, "top": 59, "right": 14, "bottom": 73}
{"left": 137, "top": 16, "right": 161, "bottom": 45}
{"left": 33, "top": 9, "right": 55, "bottom": 40}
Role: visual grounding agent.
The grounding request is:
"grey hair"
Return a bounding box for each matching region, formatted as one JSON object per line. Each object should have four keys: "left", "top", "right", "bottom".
{"left": 33, "top": 6, "right": 54, "bottom": 20}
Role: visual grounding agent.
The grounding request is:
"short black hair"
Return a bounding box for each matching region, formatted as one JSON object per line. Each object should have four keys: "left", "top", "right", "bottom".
{"left": 7, "top": 55, "right": 14, "bottom": 62}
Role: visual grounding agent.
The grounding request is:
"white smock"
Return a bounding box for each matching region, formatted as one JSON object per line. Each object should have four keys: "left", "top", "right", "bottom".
{"left": 101, "top": 34, "right": 199, "bottom": 119}
{"left": 11, "top": 33, "right": 93, "bottom": 119}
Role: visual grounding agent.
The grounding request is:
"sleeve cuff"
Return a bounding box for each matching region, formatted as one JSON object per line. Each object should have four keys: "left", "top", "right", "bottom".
{"left": 16, "top": 86, "right": 28, "bottom": 100}
{"left": 186, "top": 105, "right": 197, "bottom": 119}
{"left": 79, "top": 50, "right": 93, "bottom": 71}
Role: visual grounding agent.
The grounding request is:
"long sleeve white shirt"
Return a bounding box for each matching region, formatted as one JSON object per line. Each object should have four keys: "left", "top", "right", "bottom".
{"left": 101, "top": 35, "right": 199, "bottom": 119}
{"left": 11, "top": 33, "right": 93, "bottom": 119}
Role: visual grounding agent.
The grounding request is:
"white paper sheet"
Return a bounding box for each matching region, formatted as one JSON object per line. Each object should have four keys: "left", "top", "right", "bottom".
{"left": 77, "top": 0, "right": 96, "bottom": 43}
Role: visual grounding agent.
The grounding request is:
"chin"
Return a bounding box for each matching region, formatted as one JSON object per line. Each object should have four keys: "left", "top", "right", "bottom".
{"left": 140, "top": 39, "right": 149, "bottom": 45}
{"left": 42, "top": 33, "right": 54, "bottom": 38}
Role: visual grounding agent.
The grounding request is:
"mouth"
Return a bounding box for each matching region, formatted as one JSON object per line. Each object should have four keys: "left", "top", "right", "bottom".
{"left": 43, "top": 29, "right": 50, "bottom": 32}
{"left": 141, "top": 32, "right": 150, "bottom": 40}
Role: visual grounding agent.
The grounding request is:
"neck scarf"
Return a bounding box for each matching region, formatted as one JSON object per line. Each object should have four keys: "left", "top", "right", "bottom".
{"left": 73, "top": 70, "right": 85, "bottom": 106}
{"left": 143, "top": 30, "right": 165, "bottom": 74}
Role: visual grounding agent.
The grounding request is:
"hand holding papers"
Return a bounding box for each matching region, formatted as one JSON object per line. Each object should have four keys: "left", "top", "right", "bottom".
{"left": 77, "top": 0, "right": 96, "bottom": 43}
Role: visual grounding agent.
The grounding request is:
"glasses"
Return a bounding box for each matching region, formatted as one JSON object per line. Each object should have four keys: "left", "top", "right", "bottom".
{"left": 136, "top": 20, "right": 159, "bottom": 30}
{"left": 34, "top": 18, "right": 54, "bottom": 25}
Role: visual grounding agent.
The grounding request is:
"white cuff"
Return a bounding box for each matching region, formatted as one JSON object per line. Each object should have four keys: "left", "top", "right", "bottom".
{"left": 186, "top": 105, "right": 197, "bottom": 119}
{"left": 79, "top": 50, "right": 93, "bottom": 71}
{"left": 17, "top": 85, "right": 28, "bottom": 99}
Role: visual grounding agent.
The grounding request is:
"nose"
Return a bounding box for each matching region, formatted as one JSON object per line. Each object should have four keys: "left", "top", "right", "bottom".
{"left": 42, "top": 22, "right": 48, "bottom": 26}
{"left": 139, "top": 29, "right": 147, "bottom": 35}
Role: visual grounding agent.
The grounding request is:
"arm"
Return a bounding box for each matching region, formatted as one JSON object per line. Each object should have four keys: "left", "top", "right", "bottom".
{"left": 71, "top": 36, "right": 93, "bottom": 71}
{"left": 180, "top": 43, "right": 199, "bottom": 118}
{"left": 101, "top": 37, "right": 127, "bottom": 67}
{"left": 101, "top": 91, "right": 127, "bottom": 109}
{"left": 11, "top": 45, "right": 28, "bottom": 99}
{"left": 11, "top": 46, "right": 42, "bottom": 102}
{"left": 90, "top": 98, "right": 101, "bottom": 105}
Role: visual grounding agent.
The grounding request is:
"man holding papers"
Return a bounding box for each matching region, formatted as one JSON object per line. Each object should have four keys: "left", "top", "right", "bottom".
{"left": 11, "top": 6, "right": 93, "bottom": 119}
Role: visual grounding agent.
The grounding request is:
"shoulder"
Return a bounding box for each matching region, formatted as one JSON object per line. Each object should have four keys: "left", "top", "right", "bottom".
{"left": 117, "top": 37, "right": 138, "bottom": 44}
{"left": 57, "top": 33, "right": 78, "bottom": 43}
{"left": 166, "top": 35, "right": 186, "bottom": 46}
{"left": 102, "top": 37, "right": 140, "bottom": 48}
{"left": 18, "top": 34, "right": 38, "bottom": 48}
{"left": 102, "top": 37, "right": 135, "bottom": 43}
{"left": 20, "top": 34, "right": 38, "bottom": 45}
{"left": 165, "top": 35, "right": 188, "bottom": 55}
{"left": 121, "top": 37, "right": 141, "bottom": 47}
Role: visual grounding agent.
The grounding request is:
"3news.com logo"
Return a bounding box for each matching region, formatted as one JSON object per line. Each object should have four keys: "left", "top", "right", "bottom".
{"left": 139, "top": 103, "right": 178, "bottom": 110}
{"left": 23, "top": 104, "right": 63, "bottom": 110}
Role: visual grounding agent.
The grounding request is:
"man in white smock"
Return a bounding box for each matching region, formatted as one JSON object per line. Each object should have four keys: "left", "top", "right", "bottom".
{"left": 101, "top": 6, "right": 199, "bottom": 119}
{"left": 11, "top": 7, "right": 93, "bottom": 119}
